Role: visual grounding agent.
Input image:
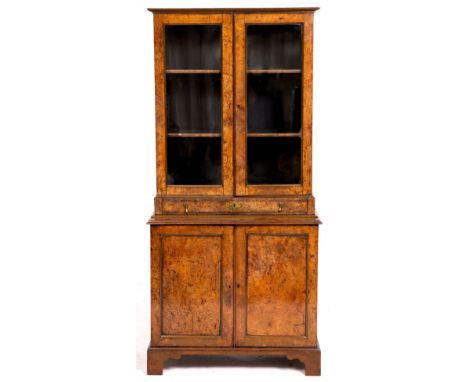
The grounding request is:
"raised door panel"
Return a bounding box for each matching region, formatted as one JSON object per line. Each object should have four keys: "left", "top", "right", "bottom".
{"left": 235, "top": 226, "right": 318, "bottom": 347}
{"left": 151, "top": 226, "right": 233, "bottom": 346}
{"left": 234, "top": 13, "right": 314, "bottom": 196}
{"left": 153, "top": 14, "right": 233, "bottom": 196}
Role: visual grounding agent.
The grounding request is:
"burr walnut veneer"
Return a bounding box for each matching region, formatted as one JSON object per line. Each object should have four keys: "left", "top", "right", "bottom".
{"left": 147, "top": 7, "right": 321, "bottom": 376}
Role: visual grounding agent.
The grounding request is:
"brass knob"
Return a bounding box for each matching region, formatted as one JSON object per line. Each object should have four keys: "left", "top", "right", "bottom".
{"left": 278, "top": 203, "right": 283, "bottom": 213}
{"left": 228, "top": 202, "right": 242, "bottom": 210}
{"left": 184, "top": 203, "right": 189, "bottom": 214}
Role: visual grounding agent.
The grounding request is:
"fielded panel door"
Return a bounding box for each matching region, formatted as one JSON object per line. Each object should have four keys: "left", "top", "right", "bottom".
{"left": 153, "top": 14, "right": 233, "bottom": 196}
{"left": 234, "top": 13, "right": 314, "bottom": 196}
{"left": 151, "top": 226, "right": 234, "bottom": 346}
{"left": 235, "top": 226, "right": 318, "bottom": 347}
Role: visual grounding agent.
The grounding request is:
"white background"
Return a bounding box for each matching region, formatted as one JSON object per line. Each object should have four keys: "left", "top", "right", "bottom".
{"left": 1, "top": 0, "right": 468, "bottom": 381}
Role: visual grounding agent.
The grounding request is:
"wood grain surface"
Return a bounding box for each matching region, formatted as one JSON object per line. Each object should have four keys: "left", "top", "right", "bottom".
{"left": 154, "top": 195, "right": 315, "bottom": 215}
{"left": 148, "top": 214, "right": 321, "bottom": 225}
{"left": 235, "top": 226, "right": 318, "bottom": 347}
{"left": 161, "top": 235, "right": 222, "bottom": 336}
{"left": 161, "top": 197, "right": 309, "bottom": 215}
{"left": 246, "top": 234, "right": 307, "bottom": 336}
{"left": 301, "top": 13, "right": 314, "bottom": 195}
{"left": 222, "top": 13, "right": 234, "bottom": 195}
{"left": 147, "top": 345, "right": 321, "bottom": 375}
{"left": 148, "top": 8, "right": 321, "bottom": 376}
{"left": 148, "top": 8, "right": 320, "bottom": 14}
{"left": 234, "top": 13, "right": 246, "bottom": 195}
{"left": 151, "top": 226, "right": 233, "bottom": 346}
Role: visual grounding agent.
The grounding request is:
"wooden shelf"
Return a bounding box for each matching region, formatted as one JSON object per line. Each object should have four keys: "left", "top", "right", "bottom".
{"left": 247, "top": 69, "right": 301, "bottom": 74}
{"left": 167, "top": 132, "right": 221, "bottom": 138}
{"left": 166, "top": 69, "right": 221, "bottom": 74}
{"left": 247, "top": 132, "right": 301, "bottom": 138}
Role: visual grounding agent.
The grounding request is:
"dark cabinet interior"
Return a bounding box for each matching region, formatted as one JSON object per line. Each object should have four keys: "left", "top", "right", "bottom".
{"left": 164, "top": 24, "right": 223, "bottom": 186}
{"left": 246, "top": 24, "right": 303, "bottom": 186}
{"left": 247, "top": 24, "right": 302, "bottom": 69}
{"left": 247, "top": 137, "right": 301, "bottom": 184}
{"left": 167, "top": 137, "right": 222, "bottom": 185}
{"left": 166, "top": 73, "right": 221, "bottom": 134}
{"left": 165, "top": 25, "right": 221, "bottom": 69}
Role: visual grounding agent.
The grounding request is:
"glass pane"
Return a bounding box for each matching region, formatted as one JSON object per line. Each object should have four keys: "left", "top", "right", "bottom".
{"left": 247, "top": 73, "right": 301, "bottom": 133}
{"left": 167, "top": 138, "right": 221, "bottom": 185}
{"left": 247, "top": 137, "right": 301, "bottom": 184}
{"left": 166, "top": 73, "right": 221, "bottom": 134}
{"left": 165, "top": 25, "right": 221, "bottom": 69}
{"left": 247, "top": 25, "right": 302, "bottom": 69}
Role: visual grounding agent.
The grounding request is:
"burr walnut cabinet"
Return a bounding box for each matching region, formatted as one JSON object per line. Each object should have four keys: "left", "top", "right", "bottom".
{"left": 147, "top": 7, "right": 321, "bottom": 376}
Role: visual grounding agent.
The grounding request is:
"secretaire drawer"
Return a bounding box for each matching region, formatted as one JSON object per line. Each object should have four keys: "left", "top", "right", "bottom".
{"left": 160, "top": 198, "right": 310, "bottom": 215}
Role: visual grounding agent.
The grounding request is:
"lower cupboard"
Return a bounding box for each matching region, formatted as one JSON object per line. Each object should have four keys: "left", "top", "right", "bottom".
{"left": 150, "top": 225, "right": 318, "bottom": 348}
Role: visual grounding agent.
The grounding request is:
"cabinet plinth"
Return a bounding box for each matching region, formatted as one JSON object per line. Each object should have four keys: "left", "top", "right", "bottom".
{"left": 148, "top": 7, "right": 321, "bottom": 376}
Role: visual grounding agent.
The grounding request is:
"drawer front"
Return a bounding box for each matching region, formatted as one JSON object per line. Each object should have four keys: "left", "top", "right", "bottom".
{"left": 161, "top": 198, "right": 308, "bottom": 214}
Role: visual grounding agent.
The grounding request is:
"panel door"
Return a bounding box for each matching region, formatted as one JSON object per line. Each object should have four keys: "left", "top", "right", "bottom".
{"left": 235, "top": 226, "right": 318, "bottom": 347}
{"left": 153, "top": 14, "right": 233, "bottom": 196}
{"left": 234, "top": 13, "right": 314, "bottom": 196}
{"left": 151, "top": 226, "right": 233, "bottom": 346}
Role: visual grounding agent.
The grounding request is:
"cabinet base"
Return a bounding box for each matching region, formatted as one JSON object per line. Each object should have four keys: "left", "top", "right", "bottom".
{"left": 147, "top": 344, "right": 321, "bottom": 376}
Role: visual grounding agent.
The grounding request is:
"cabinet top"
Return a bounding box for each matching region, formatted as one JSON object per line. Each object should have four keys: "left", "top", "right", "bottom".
{"left": 148, "top": 7, "right": 319, "bottom": 14}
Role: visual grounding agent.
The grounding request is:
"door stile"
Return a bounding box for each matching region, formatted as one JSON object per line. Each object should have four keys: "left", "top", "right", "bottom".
{"left": 234, "top": 14, "right": 247, "bottom": 195}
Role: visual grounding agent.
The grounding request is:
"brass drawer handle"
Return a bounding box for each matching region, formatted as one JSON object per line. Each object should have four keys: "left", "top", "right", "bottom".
{"left": 183, "top": 203, "right": 189, "bottom": 214}
{"left": 228, "top": 202, "right": 242, "bottom": 210}
{"left": 278, "top": 203, "right": 283, "bottom": 213}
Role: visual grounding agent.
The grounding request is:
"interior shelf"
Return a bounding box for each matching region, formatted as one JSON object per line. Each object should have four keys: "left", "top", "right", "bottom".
{"left": 167, "top": 132, "right": 221, "bottom": 137}
{"left": 247, "top": 132, "right": 301, "bottom": 137}
{"left": 166, "top": 69, "right": 221, "bottom": 74}
{"left": 247, "top": 69, "right": 301, "bottom": 74}
{"left": 165, "top": 24, "right": 221, "bottom": 70}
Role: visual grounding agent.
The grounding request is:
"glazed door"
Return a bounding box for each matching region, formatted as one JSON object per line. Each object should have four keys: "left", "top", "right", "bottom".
{"left": 234, "top": 13, "right": 314, "bottom": 196}
{"left": 235, "top": 226, "right": 318, "bottom": 347}
{"left": 150, "top": 226, "right": 233, "bottom": 346}
{"left": 153, "top": 14, "right": 233, "bottom": 195}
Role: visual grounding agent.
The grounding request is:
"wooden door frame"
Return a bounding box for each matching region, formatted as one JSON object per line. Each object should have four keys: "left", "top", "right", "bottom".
{"left": 234, "top": 13, "right": 314, "bottom": 196}
{"left": 150, "top": 225, "right": 234, "bottom": 346}
{"left": 234, "top": 225, "right": 318, "bottom": 347}
{"left": 153, "top": 13, "right": 234, "bottom": 196}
